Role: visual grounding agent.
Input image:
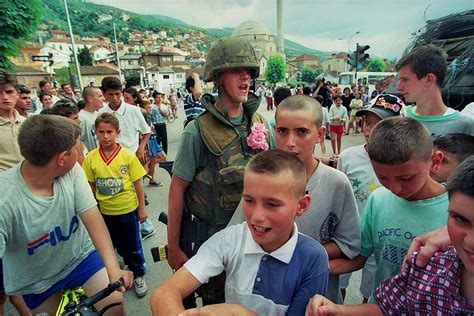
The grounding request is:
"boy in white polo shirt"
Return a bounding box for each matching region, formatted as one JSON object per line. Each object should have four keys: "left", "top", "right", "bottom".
{"left": 151, "top": 150, "right": 329, "bottom": 316}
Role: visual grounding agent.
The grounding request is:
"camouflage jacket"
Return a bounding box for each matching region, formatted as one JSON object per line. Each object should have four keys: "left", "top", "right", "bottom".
{"left": 184, "top": 92, "right": 268, "bottom": 237}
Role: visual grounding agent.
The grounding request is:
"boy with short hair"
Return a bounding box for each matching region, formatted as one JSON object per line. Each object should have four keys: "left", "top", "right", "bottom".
{"left": 229, "top": 95, "right": 360, "bottom": 303}
{"left": 0, "top": 70, "right": 30, "bottom": 316}
{"left": 337, "top": 94, "right": 405, "bottom": 302}
{"left": 306, "top": 156, "right": 474, "bottom": 315}
{"left": 151, "top": 149, "right": 329, "bottom": 315}
{"left": 328, "top": 117, "right": 448, "bottom": 299}
{"left": 396, "top": 44, "right": 474, "bottom": 137}
{"left": 82, "top": 112, "right": 149, "bottom": 298}
{"left": 431, "top": 133, "right": 474, "bottom": 183}
{"left": 0, "top": 115, "right": 132, "bottom": 315}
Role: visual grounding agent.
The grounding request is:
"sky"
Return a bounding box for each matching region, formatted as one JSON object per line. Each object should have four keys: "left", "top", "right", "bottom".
{"left": 90, "top": 0, "right": 472, "bottom": 59}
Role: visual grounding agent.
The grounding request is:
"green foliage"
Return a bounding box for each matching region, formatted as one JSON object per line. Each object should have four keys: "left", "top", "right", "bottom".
{"left": 0, "top": 0, "right": 42, "bottom": 70}
{"left": 264, "top": 55, "right": 286, "bottom": 85}
{"left": 300, "top": 66, "right": 316, "bottom": 83}
{"left": 55, "top": 66, "right": 73, "bottom": 85}
{"left": 78, "top": 47, "right": 93, "bottom": 66}
{"left": 366, "top": 58, "right": 386, "bottom": 72}
{"left": 314, "top": 67, "right": 323, "bottom": 77}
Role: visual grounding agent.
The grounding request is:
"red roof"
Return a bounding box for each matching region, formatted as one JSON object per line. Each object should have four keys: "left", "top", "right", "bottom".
{"left": 293, "top": 54, "right": 318, "bottom": 62}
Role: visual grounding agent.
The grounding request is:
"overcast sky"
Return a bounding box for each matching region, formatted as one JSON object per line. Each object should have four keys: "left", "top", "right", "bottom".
{"left": 90, "top": 0, "right": 472, "bottom": 59}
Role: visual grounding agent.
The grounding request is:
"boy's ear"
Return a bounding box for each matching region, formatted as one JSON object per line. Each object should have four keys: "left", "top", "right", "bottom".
{"left": 296, "top": 194, "right": 311, "bottom": 217}
{"left": 55, "top": 150, "right": 69, "bottom": 167}
{"left": 430, "top": 150, "right": 444, "bottom": 174}
{"left": 425, "top": 73, "right": 437, "bottom": 87}
{"left": 116, "top": 129, "right": 121, "bottom": 136}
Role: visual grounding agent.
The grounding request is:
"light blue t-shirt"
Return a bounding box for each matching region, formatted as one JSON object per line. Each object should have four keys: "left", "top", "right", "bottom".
{"left": 0, "top": 163, "right": 96, "bottom": 295}
{"left": 360, "top": 187, "right": 449, "bottom": 295}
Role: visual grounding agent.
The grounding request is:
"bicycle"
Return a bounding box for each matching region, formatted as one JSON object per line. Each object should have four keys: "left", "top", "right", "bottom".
{"left": 48, "top": 278, "right": 124, "bottom": 316}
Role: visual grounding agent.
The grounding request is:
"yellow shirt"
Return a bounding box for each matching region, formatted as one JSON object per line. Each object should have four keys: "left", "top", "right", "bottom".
{"left": 82, "top": 144, "right": 146, "bottom": 215}
{"left": 0, "top": 110, "right": 25, "bottom": 172}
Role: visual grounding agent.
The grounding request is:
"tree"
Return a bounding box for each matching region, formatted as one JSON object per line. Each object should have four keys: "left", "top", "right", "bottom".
{"left": 264, "top": 55, "right": 286, "bottom": 85}
{"left": 300, "top": 66, "right": 316, "bottom": 83}
{"left": 366, "top": 58, "right": 386, "bottom": 72}
{"left": 0, "top": 0, "right": 42, "bottom": 70}
{"left": 78, "top": 47, "right": 93, "bottom": 66}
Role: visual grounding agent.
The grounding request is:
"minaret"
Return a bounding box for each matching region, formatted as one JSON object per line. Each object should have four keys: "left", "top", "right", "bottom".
{"left": 276, "top": 0, "right": 284, "bottom": 55}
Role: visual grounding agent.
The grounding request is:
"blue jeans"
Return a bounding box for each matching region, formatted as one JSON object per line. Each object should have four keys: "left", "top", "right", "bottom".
{"left": 102, "top": 209, "right": 146, "bottom": 277}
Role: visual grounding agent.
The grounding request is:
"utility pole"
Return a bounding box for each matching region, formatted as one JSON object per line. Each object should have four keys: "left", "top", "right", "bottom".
{"left": 64, "top": 0, "right": 83, "bottom": 91}
{"left": 114, "top": 23, "right": 123, "bottom": 82}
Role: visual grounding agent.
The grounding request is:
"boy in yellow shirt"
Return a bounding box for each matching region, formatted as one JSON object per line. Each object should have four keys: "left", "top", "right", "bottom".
{"left": 82, "top": 113, "right": 149, "bottom": 298}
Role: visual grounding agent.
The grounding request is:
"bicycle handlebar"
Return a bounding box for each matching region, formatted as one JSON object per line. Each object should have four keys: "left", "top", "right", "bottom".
{"left": 82, "top": 278, "right": 124, "bottom": 308}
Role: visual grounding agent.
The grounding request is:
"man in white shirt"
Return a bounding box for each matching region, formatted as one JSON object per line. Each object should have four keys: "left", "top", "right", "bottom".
{"left": 79, "top": 86, "right": 105, "bottom": 151}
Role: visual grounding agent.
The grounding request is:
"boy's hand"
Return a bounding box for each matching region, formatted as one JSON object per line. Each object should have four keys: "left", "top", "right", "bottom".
{"left": 137, "top": 208, "right": 148, "bottom": 223}
{"left": 109, "top": 269, "right": 134, "bottom": 292}
{"left": 167, "top": 246, "right": 189, "bottom": 271}
{"left": 403, "top": 225, "right": 449, "bottom": 272}
{"left": 305, "top": 294, "right": 339, "bottom": 316}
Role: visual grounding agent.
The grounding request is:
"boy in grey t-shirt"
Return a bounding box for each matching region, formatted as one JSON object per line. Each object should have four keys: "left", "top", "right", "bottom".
{"left": 0, "top": 115, "right": 133, "bottom": 315}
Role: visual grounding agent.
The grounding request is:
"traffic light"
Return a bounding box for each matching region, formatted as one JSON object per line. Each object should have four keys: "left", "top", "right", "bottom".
{"left": 347, "top": 51, "right": 358, "bottom": 69}
{"left": 356, "top": 44, "right": 370, "bottom": 70}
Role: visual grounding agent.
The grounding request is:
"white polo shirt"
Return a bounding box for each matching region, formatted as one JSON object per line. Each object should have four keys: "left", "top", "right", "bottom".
{"left": 99, "top": 101, "right": 150, "bottom": 154}
{"left": 184, "top": 222, "right": 329, "bottom": 316}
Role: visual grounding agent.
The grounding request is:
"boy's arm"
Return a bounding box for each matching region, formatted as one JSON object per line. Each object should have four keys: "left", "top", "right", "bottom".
{"left": 191, "top": 72, "right": 202, "bottom": 100}
{"left": 306, "top": 294, "right": 383, "bottom": 316}
{"left": 324, "top": 242, "right": 342, "bottom": 259}
{"left": 329, "top": 255, "right": 367, "bottom": 275}
{"left": 180, "top": 304, "right": 257, "bottom": 316}
{"left": 137, "top": 133, "right": 151, "bottom": 161}
{"left": 150, "top": 267, "right": 201, "bottom": 316}
{"left": 167, "top": 175, "right": 191, "bottom": 271}
{"left": 133, "top": 179, "right": 148, "bottom": 223}
{"left": 79, "top": 207, "right": 134, "bottom": 290}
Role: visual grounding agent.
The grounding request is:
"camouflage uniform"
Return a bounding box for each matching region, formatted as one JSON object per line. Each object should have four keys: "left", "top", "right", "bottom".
{"left": 174, "top": 37, "right": 270, "bottom": 306}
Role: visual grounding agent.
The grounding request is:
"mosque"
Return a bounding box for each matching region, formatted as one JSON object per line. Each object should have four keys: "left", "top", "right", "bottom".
{"left": 232, "top": 20, "right": 279, "bottom": 80}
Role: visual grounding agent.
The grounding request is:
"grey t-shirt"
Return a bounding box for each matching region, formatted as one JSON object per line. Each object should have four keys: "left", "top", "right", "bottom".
{"left": 0, "top": 163, "right": 96, "bottom": 295}
{"left": 229, "top": 161, "right": 360, "bottom": 303}
{"left": 79, "top": 109, "right": 98, "bottom": 151}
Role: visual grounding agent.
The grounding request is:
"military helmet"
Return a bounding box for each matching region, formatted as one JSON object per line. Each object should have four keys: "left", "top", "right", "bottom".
{"left": 203, "top": 37, "right": 260, "bottom": 82}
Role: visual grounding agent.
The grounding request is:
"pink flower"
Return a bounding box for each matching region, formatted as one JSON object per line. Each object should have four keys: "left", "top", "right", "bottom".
{"left": 247, "top": 123, "right": 269, "bottom": 151}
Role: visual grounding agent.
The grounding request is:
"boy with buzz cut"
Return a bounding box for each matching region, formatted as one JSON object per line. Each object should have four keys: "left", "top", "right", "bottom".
{"left": 306, "top": 156, "right": 474, "bottom": 315}
{"left": 82, "top": 112, "right": 149, "bottom": 298}
{"left": 396, "top": 44, "right": 474, "bottom": 137}
{"left": 0, "top": 115, "right": 133, "bottom": 315}
{"left": 229, "top": 95, "right": 360, "bottom": 303}
{"left": 328, "top": 117, "right": 448, "bottom": 300}
{"left": 337, "top": 94, "right": 405, "bottom": 303}
{"left": 151, "top": 149, "right": 329, "bottom": 316}
{"left": 431, "top": 133, "right": 474, "bottom": 183}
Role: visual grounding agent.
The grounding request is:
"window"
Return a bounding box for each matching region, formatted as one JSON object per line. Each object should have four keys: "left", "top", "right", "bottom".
{"left": 128, "top": 60, "right": 133, "bottom": 65}
{"left": 368, "top": 75, "right": 386, "bottom": 85}
{"left": 176, "top": 74, "right": 182, "bottom": 78}
{"left": 163, "top": 75, "right": 170, "bottom": 79}
{"left": 162, "top": 56, "right": 172, "bottom": 62}
{"left": 339, "top": 74, "right": 353, "bottom": 85}
{"left": 18, "top": 54, "right": 25, "bottom": 62}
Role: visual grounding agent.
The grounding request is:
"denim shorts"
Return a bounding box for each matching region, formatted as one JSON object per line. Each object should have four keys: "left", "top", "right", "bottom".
{"left": 22, "top": 250, "right": 104, "bottom": 310}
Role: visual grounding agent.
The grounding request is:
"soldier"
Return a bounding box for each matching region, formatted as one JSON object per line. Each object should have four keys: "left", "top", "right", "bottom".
{"left": 167, "top": 36, "right": 273, "bottom": 307}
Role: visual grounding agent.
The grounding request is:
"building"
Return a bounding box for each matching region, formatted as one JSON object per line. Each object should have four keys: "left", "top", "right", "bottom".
{"left": 80, "top": 65, "right": 120, "bottom": 87}
{"left": 232, "top": 20, "right": 279, "bottom": 79}
{"left": 10, "top": 45, "right": 44, "bottom": 71}
{"left": 41, "top": 30, "right": 94, "bottom": 69}
{"left": 146, "top": 66, "right": 187, "bottom": 94}
{"left": 291, "top": 54, "right": 319, "bottom": 71}
{"left": 320, "top": 52, "right": 347, "bottom": 74}
{"left": 14, "top": 66, "right": 51, "bottom": 94}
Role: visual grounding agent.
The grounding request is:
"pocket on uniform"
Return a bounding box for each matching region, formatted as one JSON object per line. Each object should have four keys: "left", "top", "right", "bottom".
{"left": 215, "top": 165, "right": 245, "bottom": 224}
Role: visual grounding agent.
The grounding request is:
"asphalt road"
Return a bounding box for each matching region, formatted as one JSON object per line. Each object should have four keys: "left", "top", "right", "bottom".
{"left": 4, "top": 98, "right": 366, "bottom": 315}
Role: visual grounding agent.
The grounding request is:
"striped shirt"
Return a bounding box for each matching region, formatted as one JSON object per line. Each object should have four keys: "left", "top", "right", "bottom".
{"left": 374, "top": 245, "right": 474, "bottom": 315}
{"left": 184, "top": 93, "right": 204, "bottom": 120}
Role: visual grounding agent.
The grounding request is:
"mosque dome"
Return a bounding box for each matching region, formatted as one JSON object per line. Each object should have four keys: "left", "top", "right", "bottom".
{"left": 232, "top": 20, "right": 271, "bottom": 37}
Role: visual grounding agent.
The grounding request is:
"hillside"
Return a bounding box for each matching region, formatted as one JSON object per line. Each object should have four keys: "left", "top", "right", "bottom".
{"left": 40, "top": 0, "right": 330, "bottom": 59}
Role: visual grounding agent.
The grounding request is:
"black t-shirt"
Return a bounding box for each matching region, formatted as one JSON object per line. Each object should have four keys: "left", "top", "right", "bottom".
{"left": 341, "top": 94, "right": 354, "bottom": 112}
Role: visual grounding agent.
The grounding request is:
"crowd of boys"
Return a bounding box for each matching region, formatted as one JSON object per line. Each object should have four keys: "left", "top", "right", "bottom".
{"left": 0, "top": 36, "right": 473, "bottom": 316}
